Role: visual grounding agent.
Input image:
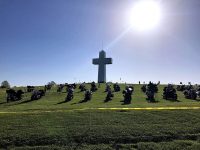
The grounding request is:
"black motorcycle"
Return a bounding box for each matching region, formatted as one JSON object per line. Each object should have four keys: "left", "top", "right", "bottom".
{"left": 84, "top": 90, "right": 92, "bottom": 101}
{"left": 123, "top": 87, "right": 133, "bottom": 104}
{"left": 6, "top": 89, "right": 24, "bottom": 102}
{"left": 66, "top": 88, "right": 74, "bottom": 101}
{"left": 105, "top": 90, "right": 114, "bottom": 102}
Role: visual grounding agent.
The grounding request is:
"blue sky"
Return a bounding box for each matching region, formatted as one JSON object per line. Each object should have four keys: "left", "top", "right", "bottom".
{"left": 0, "top": 0, "right": 200, "bottom": 86}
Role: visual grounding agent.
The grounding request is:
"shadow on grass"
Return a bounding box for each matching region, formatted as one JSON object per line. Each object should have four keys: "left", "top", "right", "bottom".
{"left": 79, "top": 99, "right": 89, "bottom": 103}
{"left": 71, "top": 99, "right": 90, "bottom": 105}
{"left": 121, "top": 100, "right": 131, "bottom": 105}
{"left": 146, "top": 99, "right": 159, "bottom": 103}
{"left": 121, "top": 103, "right": 131, "bottom": 105}
{"left": 165, "top": 99, "right": 181, "bottom": 102}
{"left": 57, "top": 99, "right": 71, "bottom": 105}
{"left": 0, "top": 102, "right": 7, "bottom": 105}
{"left": 12, "top": 99, "right": 36, "bottom": 105}
{"left": 104, "top": 99, "right": 112, "bottom": 103}
{"left": 71, "top": 102, "right": 77, "bottom": 105}
{"left": 76, "top": 91, "right": 84, "bottom": 93}
{"left": 19, "top": 99, "right": 34, "bottom": 104}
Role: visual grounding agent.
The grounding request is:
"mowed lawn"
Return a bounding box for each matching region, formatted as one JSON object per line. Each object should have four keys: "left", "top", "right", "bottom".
{"left": 0, "top": 110, "right": 200, "bottom": 149}
{"left": 0, "top": 84, "right": 200, "bottom": 112}
{"left": 0, "top": 84, "right": 200, "bottom": 149}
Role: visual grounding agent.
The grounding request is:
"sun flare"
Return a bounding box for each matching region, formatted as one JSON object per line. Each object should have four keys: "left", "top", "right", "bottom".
{"left": 130, "top": 0, "right": 161, "bottom": 31}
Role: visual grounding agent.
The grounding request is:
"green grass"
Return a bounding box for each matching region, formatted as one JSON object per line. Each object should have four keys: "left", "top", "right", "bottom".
{"left": 0, "top": 84, "right": 199, "bottom": 112}
{"left": 0, "top": 84, "right": 200, "bottom": 149}
{"left": 0, "top": 110, "right": 200, "bottom": 149}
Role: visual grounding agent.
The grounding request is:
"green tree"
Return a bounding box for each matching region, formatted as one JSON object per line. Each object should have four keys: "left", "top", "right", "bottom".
{"left": 47, "top": 81, "right": 56, "bottom": 86}
{"left": 1, "top": 80, "right": 10, "bottom": 88}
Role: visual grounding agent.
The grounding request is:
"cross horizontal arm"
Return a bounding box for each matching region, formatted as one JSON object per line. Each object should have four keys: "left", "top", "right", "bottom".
{"left": 92, "top": 58, "right": 99, "bottom": 65}
{"left": 104, "top": 58, "right": 112, "bottom": 64}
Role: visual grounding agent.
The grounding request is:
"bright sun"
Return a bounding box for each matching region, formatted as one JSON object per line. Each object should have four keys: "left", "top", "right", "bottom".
{"left": 130, "top": 0, "right": 161, "bottom": 31}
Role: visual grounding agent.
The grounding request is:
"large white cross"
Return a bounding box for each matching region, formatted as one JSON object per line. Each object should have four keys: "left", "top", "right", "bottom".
{"left": 92, "top": 50, "right": 112, "bottom": 83}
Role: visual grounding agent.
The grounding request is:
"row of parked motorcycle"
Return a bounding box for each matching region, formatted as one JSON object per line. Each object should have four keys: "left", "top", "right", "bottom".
{"left": 5, "top": 83, "right": 200, "bottom": 104}
{"left": 6, "top": 83, "right": 75, "bottom": 103}
{"left": 177, "top": 84, "right": 200, "bottom": 100}
{"left": 65, "top": 82, "right": 120, "bottom": 103}
{"left": 6, "top": 89, "right": 45, "bottom": 103}
{"left": 141, "top": 83, "right": 200, "bottom": 102}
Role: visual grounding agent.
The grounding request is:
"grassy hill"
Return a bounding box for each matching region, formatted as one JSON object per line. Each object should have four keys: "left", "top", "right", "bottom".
{"left": 0, "top": 84, "right": 200, "bottom": 149}
{"left": 0, "top": 84, "right": 200, "bottom": 112}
